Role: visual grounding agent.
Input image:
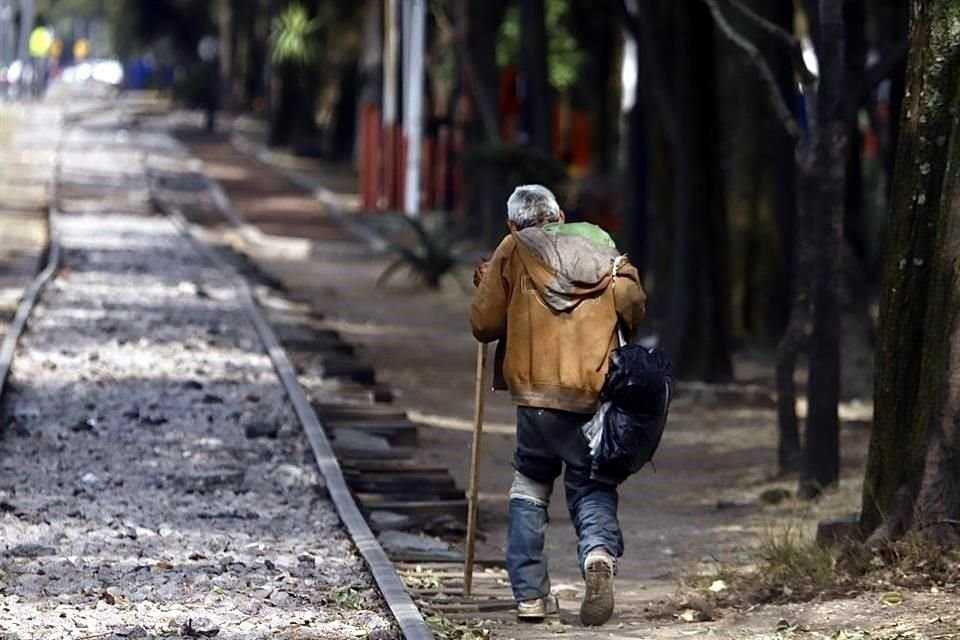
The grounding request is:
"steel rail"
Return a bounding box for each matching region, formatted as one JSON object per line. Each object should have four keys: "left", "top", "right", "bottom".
{"left": 0, "top": 110, "right": 65, "bottom": 400}
{"left": 133, "top": 98, "right": 430, "bottom": 637}
{"left": 157, "top": 199, "right": 434, "bottom": 640}
{"left": 1, "top": 98, "right": 433, "bottom": 638}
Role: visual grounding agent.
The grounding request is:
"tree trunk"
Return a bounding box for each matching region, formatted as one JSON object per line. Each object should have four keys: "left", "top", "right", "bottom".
{"left": 570, "top": 0, "right": 621, "bottom": 172}
{"left": 634, "top": 0, "right": 732, "bottom": 381}
{"left": 519, "top": 0, "right": 552, "bottom": 155}
{"left": 463, "top": 0, "right": 507, "bottom": 143}
{"left": 262, "top": 0, "right": 278, "bottom": 117}
{"left": 359, "top": 0, "right": 382, "bottom": 108}
{"left": 217, "top": 0, "right": 234, "bottom": 110}
{"left": 681, "top": 0, "right": 733, "bottom": 382}
{"left": 622, "top": 84, "right": 648, "bottom": 273}
{"left": 230, "top": 0, "right": 255, "bottom": 108}
{"left": 652, "top": 1, "right": 694, "bottom": 376}
{"left": 844, "top": 0, "right": 868, "bottom": 269}
{"left": 460, "top": 0, "right": 509, "bottom": 245}
{"left": 269, "top": 62, "right": 298, "bottom": 146}
{"left": 776, "top": 159, "right": 813, "bottom": 477}
{"left": 770, "top": 0, "right": 801, "bottom": 474}
{"left": 803, "top": 0, "right": 820, "bottom": 48}
{"left": 799, "top": 0, "right": 847, "bottom": 499}
{"left": 330, "top": 62, "right": 359, "bottom": 160}
{"left": 617, "top": 6, "right": 648, "bottom": 270}
{"left": 628, "top": 0, "right": 678, "bottom": 320}
{"left": 861, "top": 0, "right": 960, "bottom": 545}
{"left": 247, "top": 0, "right": 271, "bottom": 105}
{"left": 880, "top": 1, "right": 910, "bottom": 211}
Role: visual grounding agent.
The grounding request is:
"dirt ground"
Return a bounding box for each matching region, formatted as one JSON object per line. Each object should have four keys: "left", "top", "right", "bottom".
{"left": 178, "top": 120, "right": 959, "bottom": 639}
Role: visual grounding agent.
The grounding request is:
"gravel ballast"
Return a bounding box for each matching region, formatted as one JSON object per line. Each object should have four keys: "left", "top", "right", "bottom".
{"left": 0, "top": 106, "right": 395, "bottom": 639}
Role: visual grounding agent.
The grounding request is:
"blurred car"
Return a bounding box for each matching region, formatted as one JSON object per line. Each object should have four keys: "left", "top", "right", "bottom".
{"left": 0, "top": 60, "right": 34, "bottom": 99}
{"left": 61, "top": 61, "right": 93, "bottom": 84}
{"left": 60, "top": 58, "right": 123, "bottom": 86}
{"left": 92, "top": 59, "right": 123, "bottom": 85}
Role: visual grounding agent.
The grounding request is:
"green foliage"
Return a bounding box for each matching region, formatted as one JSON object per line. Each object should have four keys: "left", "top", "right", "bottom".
{"left": 36, "top": 0, "right": 124, "bottom": 56}
{"left": 270, "top": 3, "right": 322, "bottom": 66}
{"left": 496, "top": 0, "right": 583, "bottom": 91}
{"left": 325, "top": 585, "right": 365, "bottom": 610}
{"left": 496, "top": 6, "right": 520, "bottom": 67}
{"left": 425, "top": 613, "right": 490, "bottom": 640}
{"left": 378, "top": 216, "right": 467, "bottom": 290}
{"left": 544, "top": 0, "right": 582, "bottom": 90}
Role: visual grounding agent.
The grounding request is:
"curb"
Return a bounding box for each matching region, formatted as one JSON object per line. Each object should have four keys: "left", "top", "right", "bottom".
{"left": 227, "top": 131, "right": 389, "bottom": 253}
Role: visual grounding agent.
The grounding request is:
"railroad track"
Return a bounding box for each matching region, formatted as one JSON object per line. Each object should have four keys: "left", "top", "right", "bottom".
{"left": 1, "top": 100, "right": 145, "bottom": 400}
{"left": 140, "top": 112, "right": 525, "bottom": 629}
{"left": 1, "top": 96, "right": 519, "bottom": 638}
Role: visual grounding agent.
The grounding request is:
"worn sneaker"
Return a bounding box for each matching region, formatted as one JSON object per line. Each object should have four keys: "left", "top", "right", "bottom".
{"left": 580, "top": 548, "right": 615, "bottom": 626}
{"left": 516, "top": 594, "right": 559, "bottom": 622}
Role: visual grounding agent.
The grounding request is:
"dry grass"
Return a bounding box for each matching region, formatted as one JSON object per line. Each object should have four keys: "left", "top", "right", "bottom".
{"left": 754, "top": 522, "right": 837, "bottom": 594}
{"left": 660, "top": 523, "right": 960, "bottom": 625}
{"left": 840, "top": 531, "right": 960, "bottom": 591}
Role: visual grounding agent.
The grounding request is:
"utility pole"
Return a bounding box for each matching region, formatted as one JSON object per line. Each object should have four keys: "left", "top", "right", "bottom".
{"left": 402, "top": 0, "right": 425, "bottom": 217}
{"left": 16, "top": 0, "right": 34, "bottom": 62}
{"left": 382, "top": 0, "right": 398, "bottom": 209}
{"left": 0, "top": 0, "right": 14, "bottom": 65}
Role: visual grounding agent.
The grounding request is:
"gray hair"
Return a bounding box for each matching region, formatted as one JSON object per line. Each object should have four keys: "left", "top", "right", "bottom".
{"left": 507, "top": 184, "right": 561, "bottom": 230}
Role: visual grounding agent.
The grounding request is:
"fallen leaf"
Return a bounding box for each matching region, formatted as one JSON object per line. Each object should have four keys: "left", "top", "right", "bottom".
{"left": 708, "top": 579, "right": 727, "bottom": 593}
{"left": 677, "top": 608, "right": 702, "bottom": 623}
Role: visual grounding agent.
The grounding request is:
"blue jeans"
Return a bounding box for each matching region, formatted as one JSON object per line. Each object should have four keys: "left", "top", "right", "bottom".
{"left": 506, "top": 406, "right": 623, "bottom": 601}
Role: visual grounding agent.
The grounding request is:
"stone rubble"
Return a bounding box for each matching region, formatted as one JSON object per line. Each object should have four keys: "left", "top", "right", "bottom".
{"left": 0, "top": 107, "right": 396, "bottom": 639}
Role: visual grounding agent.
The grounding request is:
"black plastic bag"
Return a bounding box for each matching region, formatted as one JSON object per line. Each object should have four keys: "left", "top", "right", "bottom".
{"left": 583, "top": 344, "right": 673, "bottom": 484}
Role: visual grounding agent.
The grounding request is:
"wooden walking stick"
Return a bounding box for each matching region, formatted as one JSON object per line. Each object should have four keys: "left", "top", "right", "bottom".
{"left": 463, "top": 341, "right": 488, "bottom": 597}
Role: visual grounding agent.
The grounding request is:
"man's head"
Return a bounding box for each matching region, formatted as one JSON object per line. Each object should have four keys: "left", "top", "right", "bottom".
{"left": 507, "top": 184, "right": 564, "bottom": 233}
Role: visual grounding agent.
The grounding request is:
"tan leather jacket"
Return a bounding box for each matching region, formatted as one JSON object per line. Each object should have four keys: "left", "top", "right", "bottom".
{"left": 470, "top": 230, "right": 646, "bottom": 414}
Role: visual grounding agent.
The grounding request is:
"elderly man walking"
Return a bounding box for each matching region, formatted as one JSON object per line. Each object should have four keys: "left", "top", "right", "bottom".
{"left": 470, "top": 185, "right": 646, "bottom": 625}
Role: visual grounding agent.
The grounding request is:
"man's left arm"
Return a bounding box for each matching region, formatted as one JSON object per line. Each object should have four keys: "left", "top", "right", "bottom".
{"left": 614, "top": 262, "right": 647, "bottom": 341}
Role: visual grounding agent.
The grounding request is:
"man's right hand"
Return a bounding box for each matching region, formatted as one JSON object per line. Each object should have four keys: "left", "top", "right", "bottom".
{"left": 473, "top": 257, "right": 490, "bottom": 287}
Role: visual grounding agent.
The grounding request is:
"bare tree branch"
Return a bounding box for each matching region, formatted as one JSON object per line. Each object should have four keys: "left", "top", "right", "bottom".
{"left": 726, "top": 0, "right": 795, "bottom": 47}
{"left": 702, "top": 0, "right": 804, "bottom": 140}
{"left": 725, "top": 0, "right": 817, "bottom": 84}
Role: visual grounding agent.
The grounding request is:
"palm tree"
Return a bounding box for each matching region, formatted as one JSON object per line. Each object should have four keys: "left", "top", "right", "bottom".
{"left": 268, "top": 1, "right": 321, "bottom": 146}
